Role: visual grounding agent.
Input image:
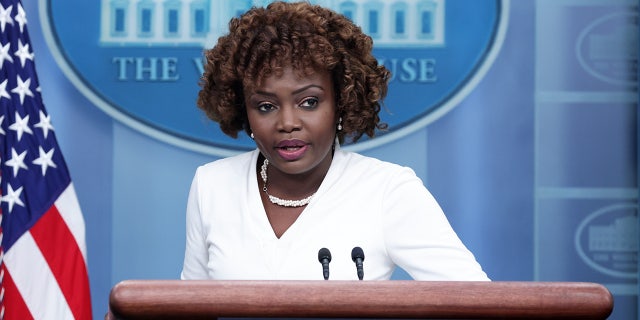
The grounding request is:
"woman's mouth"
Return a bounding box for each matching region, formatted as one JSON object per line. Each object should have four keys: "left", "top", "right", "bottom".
{"left": 276, "top": 140, "right": 308, "bottom": 161}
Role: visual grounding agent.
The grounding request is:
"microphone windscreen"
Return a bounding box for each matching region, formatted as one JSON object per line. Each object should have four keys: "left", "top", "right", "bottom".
{"left": 318, "top": 247, "right": 331, "bottom": 262}
{"left": 351, "top": 246, "right": 365, "bottom": 261}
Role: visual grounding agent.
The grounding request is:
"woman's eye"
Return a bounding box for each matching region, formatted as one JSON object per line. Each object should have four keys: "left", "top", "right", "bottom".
{"left": 299, "top": 97, "right": 319, "bottom": 109}
{"left": 257, "top": 103, "right": 276, "bottom": 112}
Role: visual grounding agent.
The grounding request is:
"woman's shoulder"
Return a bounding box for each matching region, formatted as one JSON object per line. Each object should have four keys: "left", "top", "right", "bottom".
{"left": 196, "top": 150, "right": 256, "bottom": 177}
{"left": 336, "top": 149, "right": 416, "bottom": 178}
{"left": 339, "top": 149, "right": 406, "bottom": 169}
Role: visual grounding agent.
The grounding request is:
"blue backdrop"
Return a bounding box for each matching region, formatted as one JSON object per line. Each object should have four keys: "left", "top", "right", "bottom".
{"left": 24, "top": 1, "right": 639, "bottom": 319}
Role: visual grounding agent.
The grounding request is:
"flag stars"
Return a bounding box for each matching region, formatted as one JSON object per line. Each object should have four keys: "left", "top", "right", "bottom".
{"left": 33, "top": 147, "right": 56, "bottom": 176}
{"left": 8, "top": 112, "right": 32, "bottom": 141}
{"left": 5, "top": 147, "right": 27, "bottom": 177}
{"left": 0, "top": 42, "right": 13, "bottom": 68}
{"left": 15, "top": 4, "right": 26, "bottom": 33}
{"left": 14, "top": 40, "right": 33, "bottom": 68}
{"left": 0, "top": 5, "right": 13, "bottom": 33}
{"left": 34, "top": 110, "right": 54, "bottom": 139}
{"left": 11, "top": 75, "right": 33, "bottom": 105}
{"left": 1, "top": 184, "right": 24, "bottom": 214}
{"left": 0, "top": 79, "right": 10, "bottom": 100}
{"left": 0, "top": 3, "right": 93, "bottom": 315}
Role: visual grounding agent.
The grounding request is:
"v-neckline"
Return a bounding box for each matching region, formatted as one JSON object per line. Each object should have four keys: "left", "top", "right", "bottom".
{"left": 246, "top": 148, "right": 344, "bottom": 241}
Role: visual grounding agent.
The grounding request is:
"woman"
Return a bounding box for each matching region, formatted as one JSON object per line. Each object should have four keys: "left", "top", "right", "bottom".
{"left": 181, "top": 1, "right": 489, "bottom": 281}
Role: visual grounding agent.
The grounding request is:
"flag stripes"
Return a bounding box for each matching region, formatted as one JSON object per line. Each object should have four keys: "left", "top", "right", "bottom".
{"left": 0, "top": 1, "right": 93, "bottom": 318}
{"left": 30, "top": 191, "right": 91, "bottom": 320}
{"left": 5, "top": 232, "right": 75, "bottom": 319}
{"left": 2, "top": 263, "right": 32, "bottom": 320}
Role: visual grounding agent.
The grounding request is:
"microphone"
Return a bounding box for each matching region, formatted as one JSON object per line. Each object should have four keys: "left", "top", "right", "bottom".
{"left": 318, "top": 248, "right": 332, "bottom": 280}
{"left": 351, "top": 246, "right": 365, "bottom": 280}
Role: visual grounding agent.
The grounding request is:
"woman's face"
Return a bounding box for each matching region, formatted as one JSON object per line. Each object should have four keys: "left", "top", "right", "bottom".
{"left": 245, "top": 66, "right": 337, "bottom": 176}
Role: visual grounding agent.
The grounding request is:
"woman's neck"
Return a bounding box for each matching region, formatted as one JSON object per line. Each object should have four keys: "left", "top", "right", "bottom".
{"left": 258, "top": 152, "right": 332, "bottom": 199}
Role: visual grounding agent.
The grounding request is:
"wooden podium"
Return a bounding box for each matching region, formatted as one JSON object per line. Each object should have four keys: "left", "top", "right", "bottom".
{"left": 106, "top": 280, "right": 613, "bottom": 319}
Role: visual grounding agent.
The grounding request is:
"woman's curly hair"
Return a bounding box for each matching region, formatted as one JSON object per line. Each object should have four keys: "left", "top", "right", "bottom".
{"left": 197, "top": 1, "right": 390, "bottom": 144}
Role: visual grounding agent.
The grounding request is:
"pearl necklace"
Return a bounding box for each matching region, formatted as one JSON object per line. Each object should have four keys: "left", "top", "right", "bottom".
{"left": 260, "top": 158, "right": 315, "bottom": 207}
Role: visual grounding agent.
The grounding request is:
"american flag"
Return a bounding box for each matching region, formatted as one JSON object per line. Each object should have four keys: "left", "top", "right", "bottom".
{"left": 0, "top": 0, "right": 92, "bottom": 319}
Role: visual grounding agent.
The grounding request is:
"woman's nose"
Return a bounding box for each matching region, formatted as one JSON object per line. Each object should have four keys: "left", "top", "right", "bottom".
{"left": 277, "top": 106, "right": 301, "bottom": 132}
